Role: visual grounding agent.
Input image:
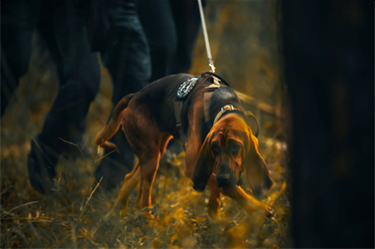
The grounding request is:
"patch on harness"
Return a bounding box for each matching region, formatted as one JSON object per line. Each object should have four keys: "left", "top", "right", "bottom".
{"left": 177, "top": 77, "right": 199, "bottom": 99}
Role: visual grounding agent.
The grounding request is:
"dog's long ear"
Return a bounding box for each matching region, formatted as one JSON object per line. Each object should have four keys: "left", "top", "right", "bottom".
{"left": 244, "top": 127, "right": 273, "bottom": 197}
{"left": 192, "top": 132, "right": 214, "bottom": 192}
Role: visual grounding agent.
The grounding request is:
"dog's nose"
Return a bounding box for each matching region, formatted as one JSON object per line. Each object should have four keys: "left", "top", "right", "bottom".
{"left": 216, "top": 174, "right": 230, "bottom": 187}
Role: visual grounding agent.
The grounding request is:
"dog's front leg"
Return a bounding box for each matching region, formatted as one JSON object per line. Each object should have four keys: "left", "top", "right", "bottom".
{"left": 223, "top": 186, "right": 272, "bottom": 217}
{"left": 206, "top": 174, "right": 222, "bottom": 217}
{"left": 185, "top": 138, "right": 222, "bottom": 217}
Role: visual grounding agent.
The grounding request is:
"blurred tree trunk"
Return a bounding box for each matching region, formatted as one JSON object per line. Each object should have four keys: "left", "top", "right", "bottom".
{"left": 281, "top": 0, "right": 374, "bottom": 247}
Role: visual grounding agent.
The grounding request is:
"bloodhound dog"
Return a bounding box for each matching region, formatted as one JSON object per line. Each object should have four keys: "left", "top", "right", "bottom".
{"left": 96, "top": 72, "right": 273, "bottom": 218}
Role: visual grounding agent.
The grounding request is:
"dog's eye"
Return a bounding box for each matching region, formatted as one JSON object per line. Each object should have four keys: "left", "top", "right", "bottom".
{"left": 229, "top": 141, "right": 241, "bottom": 155}
{"left": 212, "top": 143, "right": 221, "bottom": 155}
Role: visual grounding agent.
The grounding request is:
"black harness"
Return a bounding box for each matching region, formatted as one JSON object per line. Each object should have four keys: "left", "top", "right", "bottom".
{"left": 174, "top": 71, "right": 259, "bottom": 148}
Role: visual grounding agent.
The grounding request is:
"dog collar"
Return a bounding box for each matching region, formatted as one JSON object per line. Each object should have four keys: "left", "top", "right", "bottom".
{"left": 213, "top": 104, "right": 245, "bottom": 124}
{"left": 174, "top": 73, "right": 235, "bottom": 147}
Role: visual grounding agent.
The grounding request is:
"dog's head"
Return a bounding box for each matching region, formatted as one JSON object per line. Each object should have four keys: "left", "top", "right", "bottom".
{"left": 192, "top": 114, "right": 273, "bottom": 196}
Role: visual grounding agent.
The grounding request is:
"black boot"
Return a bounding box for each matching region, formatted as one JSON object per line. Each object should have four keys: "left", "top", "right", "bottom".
{"left": 27, "top": 136, "right": 58, "bottom": 194}
{"left": 94, "top": 129, "right": 135, "bottom": 192}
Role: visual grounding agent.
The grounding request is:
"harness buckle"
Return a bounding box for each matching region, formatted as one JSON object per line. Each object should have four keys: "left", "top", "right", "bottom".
{"left": 221, "top": 105, "right": 234, "bottom": 113}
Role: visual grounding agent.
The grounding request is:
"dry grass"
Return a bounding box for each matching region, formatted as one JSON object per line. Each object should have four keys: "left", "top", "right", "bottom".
{"left": 1, "top": 151, "right": 291, "bottom": 248}
{"left": 1, "top": 100, "right": 291, "bottom": 248}
{"left": 1, "top": 65, "right": 291, "bottom": 248}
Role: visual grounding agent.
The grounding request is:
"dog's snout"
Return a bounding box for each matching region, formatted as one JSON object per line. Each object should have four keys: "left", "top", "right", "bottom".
{"left": 216, "top": 173, "right": 231, "bottom": 187}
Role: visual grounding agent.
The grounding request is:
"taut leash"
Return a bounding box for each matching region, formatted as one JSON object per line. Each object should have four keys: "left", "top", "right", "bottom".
{"left": 197, "top": 0, "right": 215, "bottom": 73}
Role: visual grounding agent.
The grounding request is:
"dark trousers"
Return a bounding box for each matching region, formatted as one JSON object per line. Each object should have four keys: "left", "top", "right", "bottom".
{"left": 138, "top": 0, "right": 176, "bottom": 82}
{"left": 1, "top": 0, "right": 101, "bottom": 158}
{"left": 94, "top": 0, "right": 151, "bottom": 190}
{"left": 1, "top": 0, "right": 41, "bottom": 116}
{"left": 102, "top": 0, "right": 151, "bottom": 104}
{"left": 37, "top": 0, "right": 100, "bottom": 157}
{"left": 138, "top": 0, "right": 203, "bottom": 82}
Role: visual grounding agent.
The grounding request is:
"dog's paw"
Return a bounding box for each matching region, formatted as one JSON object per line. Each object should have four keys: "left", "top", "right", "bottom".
{"left": 265, "top": 206, "right": 274, "bottom": 218}
{"left": 119, "top": 208, "right": 128, "bottom": 216}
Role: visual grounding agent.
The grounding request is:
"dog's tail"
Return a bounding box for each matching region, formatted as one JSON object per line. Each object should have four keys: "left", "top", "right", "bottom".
{"left": 96, "top": 94, "right": 135, "bottom": 152}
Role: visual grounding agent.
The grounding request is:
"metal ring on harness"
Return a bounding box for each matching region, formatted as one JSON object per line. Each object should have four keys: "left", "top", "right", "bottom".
{"left": 201, "top": 71, "right": 231, "bottom": 87}
{"left": 244, "top": 111, "right": 260, "bottom": 138}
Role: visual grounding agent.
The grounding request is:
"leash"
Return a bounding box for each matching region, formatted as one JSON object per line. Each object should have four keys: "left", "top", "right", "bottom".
{"left": 198, "top": 0, "right": 215, "bottom": 73}
{"left": 173, "top": 3, "right": 260, "bottom": 144}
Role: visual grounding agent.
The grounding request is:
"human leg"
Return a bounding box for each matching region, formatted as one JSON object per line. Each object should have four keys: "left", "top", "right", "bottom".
{"left": 27, "top": 0, "right": 100, "bottom": 193}
{"left": 138, "top": 0, "right": 177, "bottom": 82}
{"left": 1, "top": 0, "right": 41, "bottom": 116}
{"left": 94, "top": 0, "right": 151, "bottom": 191}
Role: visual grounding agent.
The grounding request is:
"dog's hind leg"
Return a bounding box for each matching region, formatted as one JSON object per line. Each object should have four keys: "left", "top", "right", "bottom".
{"left": 135, "top": 177, "right": 143, "bottom": 208}
{"left": 139, "top": 133, "right": 172, "bottom": 216}
{"left": 139, "top": 156, "right": 160, "bottom": 217}
{"left": 114, "top": 162, "right": 141, "bottom": 215}
{"left": 159, "top": 133, "right": 173, "bottom": 158}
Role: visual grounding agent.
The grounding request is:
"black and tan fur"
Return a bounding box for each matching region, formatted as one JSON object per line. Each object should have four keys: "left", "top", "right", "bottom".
{"left": 96, "top": 73, "right": 273, "bottom": 218}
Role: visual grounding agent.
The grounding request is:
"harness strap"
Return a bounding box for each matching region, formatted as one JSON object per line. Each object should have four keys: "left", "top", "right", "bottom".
{"left": 203, "top": 77, "right": 221, "bottom": 123}
{"left": 174, "top": 101, "right": 186, "bottom": 148}
{"left": 173, "top": 75, "right": 223, "bottom": 146}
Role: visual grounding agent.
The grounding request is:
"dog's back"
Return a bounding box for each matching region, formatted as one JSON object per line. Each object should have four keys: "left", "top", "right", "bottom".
{"left": 128, "top": 74, "right": 190, "bottom": 135}
{"left": 137, "top": 73, "right": 243, "bottom": 142}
